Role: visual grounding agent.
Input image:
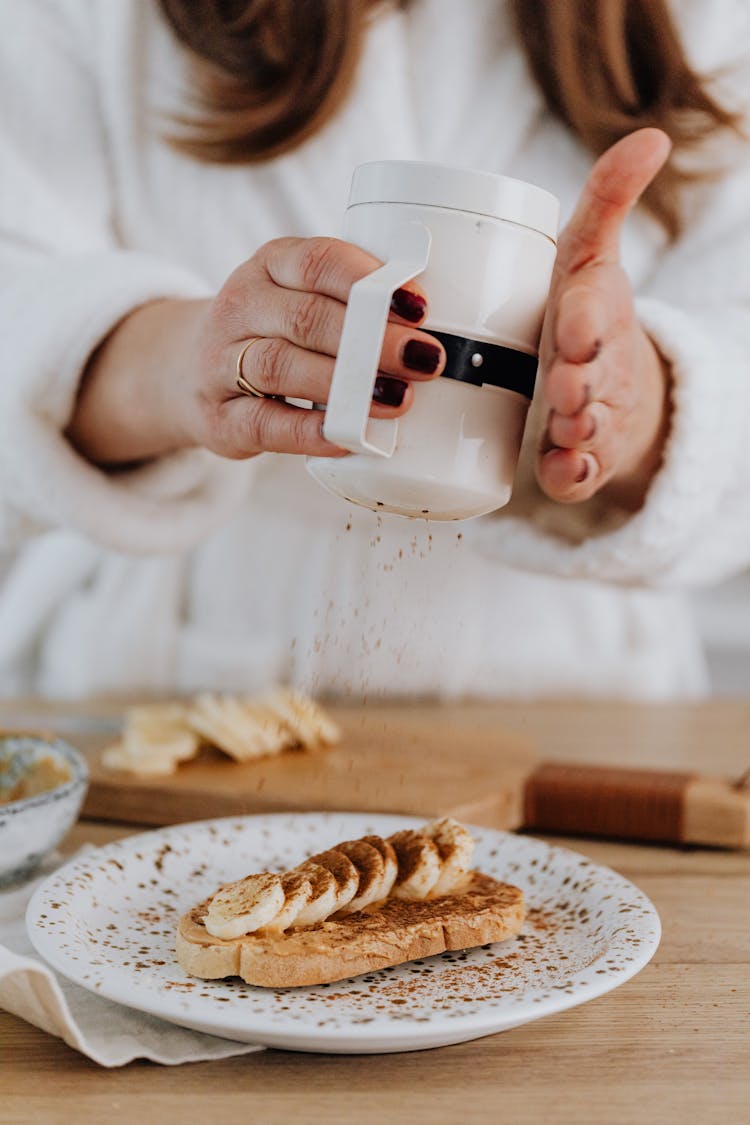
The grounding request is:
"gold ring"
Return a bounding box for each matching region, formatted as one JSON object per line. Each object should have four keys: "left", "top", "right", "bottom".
{"left": 236, "top": 337, "right": 267, "bottom": 398}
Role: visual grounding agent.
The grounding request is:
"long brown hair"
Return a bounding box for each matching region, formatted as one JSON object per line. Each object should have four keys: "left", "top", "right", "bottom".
{"left": 159, "top": 0, "right": 741, "bottom": 238}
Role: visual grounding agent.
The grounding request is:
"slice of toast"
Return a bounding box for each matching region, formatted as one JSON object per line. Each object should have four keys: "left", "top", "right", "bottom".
{"left": 176, "top": 872, "right": 525, "bottom": 988}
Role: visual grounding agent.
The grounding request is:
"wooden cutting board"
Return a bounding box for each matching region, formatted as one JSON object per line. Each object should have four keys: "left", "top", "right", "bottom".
{"left": 80, "top": 705, "right": 535, "bottom": 829}
{"left": 4, "top": 700, "right": 747, "bottom": 846}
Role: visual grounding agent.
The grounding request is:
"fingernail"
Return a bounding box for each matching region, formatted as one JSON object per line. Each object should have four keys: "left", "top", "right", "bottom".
{"left": 576, "top": 458, "right": 590, "bottom": 483}
{"left": 390, "top": 288, "right": 427, "bottom": 323}
{"left": 403, "top": 339, "right": 442, "bottom": 374}
{"left": 372, "top": 375, "right": 407, "bottom": 407}
{"left": 581, "top": 382, "right": 593, "bottom": 409}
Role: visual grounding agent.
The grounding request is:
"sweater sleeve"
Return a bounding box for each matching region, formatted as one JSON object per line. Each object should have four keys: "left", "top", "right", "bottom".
{"left": 0, "top": 0, "right": 252, "bottom": 555}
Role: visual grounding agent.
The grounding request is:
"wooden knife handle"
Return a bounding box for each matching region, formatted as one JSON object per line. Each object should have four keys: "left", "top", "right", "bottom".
{"left": 523, "top": 762, "right": 750, "bottom": 849}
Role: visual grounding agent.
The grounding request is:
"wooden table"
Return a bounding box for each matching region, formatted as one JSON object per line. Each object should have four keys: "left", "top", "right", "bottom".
{"left": 2, "top": 700, "right": 749, "bottom": 1125}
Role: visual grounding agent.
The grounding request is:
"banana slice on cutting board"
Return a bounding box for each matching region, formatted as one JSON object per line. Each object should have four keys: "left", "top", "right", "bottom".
{"left": 101, "top": 702, "right": 199, "bottom": 776}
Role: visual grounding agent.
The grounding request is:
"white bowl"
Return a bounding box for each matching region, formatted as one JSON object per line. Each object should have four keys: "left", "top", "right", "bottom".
{"left": 0, "top": 735, "right": 89, "bottom": 886}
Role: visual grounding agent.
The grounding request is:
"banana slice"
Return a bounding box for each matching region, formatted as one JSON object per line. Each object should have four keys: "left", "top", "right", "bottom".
{"left": 291, "top": 863, "right": 339, "bottom": 927}
{"left": 362, "top": 835, "right": 398, "bottom": 898}
{"left": 260, "top": 689, "right": 341, "bottom": 749}
{"left": 264, "top": 870, "right": 313, "bottom": 933}
{"left": 103, "top": 690, "right": 337, "bottom": 775}
{"left": 388, "top": 829, "right": 442, "bottom": 900}
{"left": 187, "top": 694, "right": 292, "bottom": 761}
{"left": 101, "top": 703, "right": 199, "bottom": 776}
{"left": 425, "top": 817, "right": 475, "bottom": 895}
{"left": 101, "top": 742, "right": 184, "bottom": 777}
{"left": 335, "top": 838, "right": 393, "bottom": 914}
{"left": 125, "top": 702, "right": 190, "bottom": 734}
{"left": 303, "top": 848, "right": 359, "bottom": 913}
{"left": 203, "top": 872, "right": 285, "bottom": 939}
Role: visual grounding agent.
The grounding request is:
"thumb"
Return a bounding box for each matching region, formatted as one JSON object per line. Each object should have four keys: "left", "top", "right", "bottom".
{"left": 557, "top": 128, "right": 672, "bottom": 272}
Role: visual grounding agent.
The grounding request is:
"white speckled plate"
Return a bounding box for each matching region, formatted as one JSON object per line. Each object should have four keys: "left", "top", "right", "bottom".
{"left": 26, "top": 813, "right": 660, "bottom": 1054}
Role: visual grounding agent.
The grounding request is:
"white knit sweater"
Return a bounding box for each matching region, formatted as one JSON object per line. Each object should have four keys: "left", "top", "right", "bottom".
{"left": 1, "top": 0, "right": 749, "bottom": 700}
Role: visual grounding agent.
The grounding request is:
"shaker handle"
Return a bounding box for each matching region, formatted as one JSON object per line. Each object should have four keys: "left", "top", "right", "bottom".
{"left": 323, "top": 221, "right": 432, "bottom": 456}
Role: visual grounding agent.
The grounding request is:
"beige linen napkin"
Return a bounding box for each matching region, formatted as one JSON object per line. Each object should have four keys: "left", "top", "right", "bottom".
{"left": 0, "top": 852, "right": 262, "bottom": 1067}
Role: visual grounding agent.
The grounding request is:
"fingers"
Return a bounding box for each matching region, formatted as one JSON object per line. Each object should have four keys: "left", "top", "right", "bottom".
{"left": 535, "top": 130, "right": 672, "bottom": 503}
{"left": 538, "top": 260, "right": 623, "bottom": 500}
{"left": 556, "top": 128, "right": 672, "bottom": 272}
{"left": 537, "top": 330, "right": 645, "bottom": 503}
{"left": 554, "top": 283, "right": 607, "bottom": 366}
{"left": 265, "top": 289, "right": 444, "bottom": 375}
{"left": 537, "top": 447, "right": 598, "bottom": 501}
{"left": 204, "top": 235, "right": 445, "bottom": 459}
{"left": 262, "top": 236, "right": 384, "bottom": 303}
{"left": 255, "top": 236, "right": 441, "bottom": 369}
{"left": 543, "top": 261, "right": 631, "bottom": 413}
{"left": 222, "top": 238, "right": 440, "bottom": 377}
{"left": 261, "top": 237, "right": 428, "bottom": 322}
{"left": 541, "top": 399, "right": 623, "bottom": 497}
{"left": 236, "top": 336, "right": 414, "bottom": 415}
{"left": 547, "top": 401, "right": 603, "bottom": 450}
{"left": 537, "top": 271, "right": 639, "bottom": 501}
{"left": 218, "top": 397, "right": 348, "bottom": 459}
{"left": 237, "top": 321, "right": 442, "bottom": 393}
{"left": 544, "top": 354, "right": 594, "bottom": 418}
{"left": 538, "top": 342, "right": 631, "bottom": 502}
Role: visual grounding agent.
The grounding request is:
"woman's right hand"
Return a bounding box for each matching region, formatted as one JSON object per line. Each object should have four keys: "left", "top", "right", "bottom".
{"left": 184, "top": 236, "right": 446, "bottom": 459}
{"left": 67, "top": 237, "right": 445, "bottom": 468}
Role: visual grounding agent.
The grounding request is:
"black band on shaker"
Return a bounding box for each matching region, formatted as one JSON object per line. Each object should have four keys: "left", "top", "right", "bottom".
{"left": 429, "top": 330, "right": 538, "bottom": 399}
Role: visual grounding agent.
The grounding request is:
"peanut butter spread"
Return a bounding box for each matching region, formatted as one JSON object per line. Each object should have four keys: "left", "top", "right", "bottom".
{"left": 0, "top": 754, "right": 71, "bottom": 804}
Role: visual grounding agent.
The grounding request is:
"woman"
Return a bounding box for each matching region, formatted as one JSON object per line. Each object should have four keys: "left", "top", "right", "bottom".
{"left": 0, "top": 0, "right": 748, "bottom": 699}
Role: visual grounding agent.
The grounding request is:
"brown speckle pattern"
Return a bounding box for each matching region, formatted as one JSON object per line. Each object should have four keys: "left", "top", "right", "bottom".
{"left": 26, "top": 813, "right": 661, "bottom": 1053}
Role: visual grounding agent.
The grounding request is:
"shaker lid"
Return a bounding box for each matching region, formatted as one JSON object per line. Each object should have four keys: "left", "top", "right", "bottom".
{"left": 348, "top": 160, "right": 559, "bottom": 242}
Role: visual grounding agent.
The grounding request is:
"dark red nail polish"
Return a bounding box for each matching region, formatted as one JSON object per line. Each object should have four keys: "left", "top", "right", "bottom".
{"left": 390, "top": 288, "right": 427, "bottom": 323}
{"left": 403, "top": 339, "right": 441, "bottom": 374}
{"left": 576, "top": 458, "right": 590, "bottom": 483}
{"left": 372, "top": 375, "right": 407, "bottom": 407}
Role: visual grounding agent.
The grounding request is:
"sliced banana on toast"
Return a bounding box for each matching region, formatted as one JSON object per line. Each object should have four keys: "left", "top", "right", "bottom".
{"left": 204, "top": 873, "right": 286, "bottom": 940}
{"left": 201, "top": 818, "right": 476, "bottom": 939}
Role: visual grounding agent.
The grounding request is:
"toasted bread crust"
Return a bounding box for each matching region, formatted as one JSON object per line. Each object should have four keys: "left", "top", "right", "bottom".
{"left": 176, "top": 872, "right": 525, "bottom": 987}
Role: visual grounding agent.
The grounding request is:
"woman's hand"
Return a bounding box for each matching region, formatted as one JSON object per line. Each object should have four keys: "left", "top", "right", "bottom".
{"left": 187, "top": 237, "right": 446, "bottom": 459}
{"left": 535, "top": 128, "right": 673, "bottom": 510}
{"left": 67, "top": 238, "right": 445, "bottom": 467}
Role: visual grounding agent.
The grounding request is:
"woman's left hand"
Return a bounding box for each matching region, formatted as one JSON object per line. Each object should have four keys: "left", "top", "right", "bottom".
{"left": 536, "top": 128, "right": 673, "bottom": 510}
